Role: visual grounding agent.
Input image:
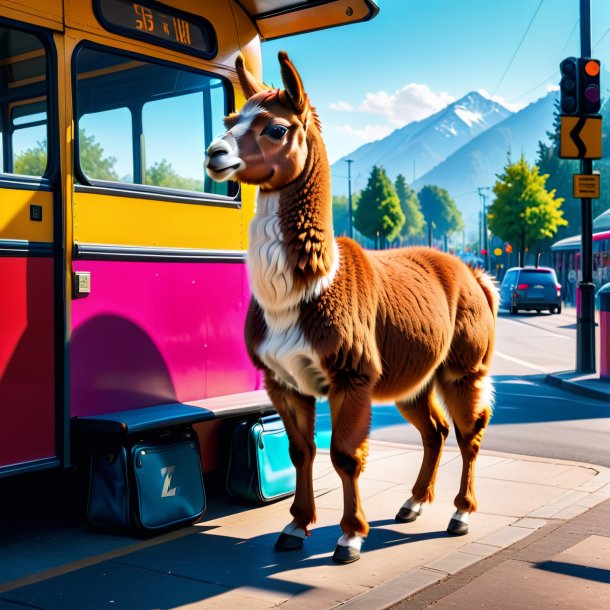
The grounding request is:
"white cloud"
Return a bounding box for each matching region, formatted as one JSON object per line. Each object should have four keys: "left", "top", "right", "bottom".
{"left": 477, "top": 89, "right": 526, "bottom": 113}
{"left": 329, "top": 100, "right": 355, "bottom": 111}
{"left": 334, "top": 123, "right": 392, "bottom": 141}
{"left": 330, "top": 83, "right": 455, "bottom": 127}
{"left": 546, "top": 84, "right": 560, "bottom": 93}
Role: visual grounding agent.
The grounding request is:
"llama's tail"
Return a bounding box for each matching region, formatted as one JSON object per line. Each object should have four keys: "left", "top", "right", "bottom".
{"left": 471, "top": 268, "right": 499, "bottom": 317}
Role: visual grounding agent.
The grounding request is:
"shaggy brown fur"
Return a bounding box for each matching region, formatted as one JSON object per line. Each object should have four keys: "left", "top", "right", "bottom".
{"left": 205, "top": 52, "right": 498, "bottom": 560}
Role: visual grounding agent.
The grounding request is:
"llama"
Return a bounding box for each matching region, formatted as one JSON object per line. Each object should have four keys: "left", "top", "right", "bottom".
{"left": 205, "top": 52, "right": 498, "bottom": 564}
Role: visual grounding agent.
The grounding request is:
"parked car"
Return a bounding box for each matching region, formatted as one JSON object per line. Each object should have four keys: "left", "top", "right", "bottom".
{"left": 499, "top": 267, "right": 562, "bottom": 314}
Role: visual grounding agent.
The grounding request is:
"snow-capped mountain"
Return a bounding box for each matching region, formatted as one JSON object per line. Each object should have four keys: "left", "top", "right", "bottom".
{"left": 330, "top": 91, "right": 512, "bottom": 196}
{"left": 412, "top": 92, "right": 558, "bottom": 231}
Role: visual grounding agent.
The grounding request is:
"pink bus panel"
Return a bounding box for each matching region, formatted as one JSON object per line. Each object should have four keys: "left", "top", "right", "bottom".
{"left": 70, "top": 260, "right": 258, "bottom": 417}
{"left": 0, "top": 257, "right": 55, "bottom": 467}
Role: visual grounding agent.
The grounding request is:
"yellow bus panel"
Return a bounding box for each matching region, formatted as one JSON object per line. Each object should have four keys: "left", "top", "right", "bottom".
{"left": 73, "top": 191, "right": 243, "bottom": 251}
{"left": 0, "top": 188, "right": 54, "bottom": 243}
{"left": 0, "top": 0, "right": 63, "bottom": 30}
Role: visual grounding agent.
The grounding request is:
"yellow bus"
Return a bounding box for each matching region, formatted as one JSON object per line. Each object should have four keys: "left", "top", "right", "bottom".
{"left": 0, "top": 0, "right": 378, "bottom": 480}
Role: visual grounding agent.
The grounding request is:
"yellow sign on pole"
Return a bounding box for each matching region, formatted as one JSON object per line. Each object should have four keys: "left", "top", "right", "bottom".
{"left": 573, "top": 173, "right": 601, "bottom": 198}
{"left": 560, "top": 115, "right": 602, "bottom": 159}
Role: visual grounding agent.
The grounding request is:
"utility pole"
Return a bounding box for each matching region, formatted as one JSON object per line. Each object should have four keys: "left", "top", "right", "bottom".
{"left": 345, "top": 159, "right": 354, "bottom": 238}
{"left": 477, "top": 187, "right": 491, "bottom": 272}
{"left": 577, "top": 0, "right": 596, "bottom": 372}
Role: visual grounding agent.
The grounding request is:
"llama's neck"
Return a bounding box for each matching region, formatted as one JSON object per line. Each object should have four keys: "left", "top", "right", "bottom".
{"left": 275, "top": 135, "right": 335, "bottom": 278}
{"left": 248, "top": 137, "right": 338, "bottom": 312}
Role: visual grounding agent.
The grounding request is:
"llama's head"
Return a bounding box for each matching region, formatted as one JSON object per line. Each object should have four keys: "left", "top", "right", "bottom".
{"left": 205, "top": 52, "right": 319, "bottom": 190}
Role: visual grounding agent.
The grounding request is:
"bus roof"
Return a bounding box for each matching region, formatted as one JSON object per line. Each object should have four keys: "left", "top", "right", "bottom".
{"left": 551, "top": 230, "right": 610, "bottom": 251}
{"left": 236, "top": 0, "right": 379, "bottom": 40}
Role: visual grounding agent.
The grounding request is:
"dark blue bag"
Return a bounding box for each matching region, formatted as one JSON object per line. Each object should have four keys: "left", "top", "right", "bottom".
{"left": 88, "top": 429, "right": 206, "bottom": 532}
{"left": 226, "top": 414, "right": 296, "bottom": 503}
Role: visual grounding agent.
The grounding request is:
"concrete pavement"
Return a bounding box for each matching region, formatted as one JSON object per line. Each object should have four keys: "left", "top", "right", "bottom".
{"left": 1, "top": 427, "right": 609, "bottom": 609}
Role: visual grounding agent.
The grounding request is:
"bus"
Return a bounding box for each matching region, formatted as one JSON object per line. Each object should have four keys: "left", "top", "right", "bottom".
{"left": 0, "top": 0, "right": 378, "bottom": 479}
{"left": 550, "top": 229, "right": 610, "bottom": 306}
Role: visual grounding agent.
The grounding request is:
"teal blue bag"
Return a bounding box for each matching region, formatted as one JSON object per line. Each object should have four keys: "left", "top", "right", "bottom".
{"left": 226, "top": 414, "right": 296, "bottom": 503}
{"left": 88, "top": 429, "right": 206, "bottom": 532}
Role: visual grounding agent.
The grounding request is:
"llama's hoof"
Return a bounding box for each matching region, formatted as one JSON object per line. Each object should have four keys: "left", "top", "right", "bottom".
{"left": 395, "top": 506, "right": 422, "bottom": 523}
{"left": 447, "top": 511, "right": 470, "bottom": 536}
{"left": 396, "top": 498, "right": 423, "bottom": 523}
{"left": 447, "top": 519, "right": 469, "bottom": 535}
{"left": 275, "top": 533, "right": 304, "bottom": 550}
{"left": 275, "top": 522, "right": 307, "bottom": 550}
{"left": 333, "top": 544, "right": 360, "bottom": 563}
{"left": 333, "top": 533, "right": 363, "bottom": 563}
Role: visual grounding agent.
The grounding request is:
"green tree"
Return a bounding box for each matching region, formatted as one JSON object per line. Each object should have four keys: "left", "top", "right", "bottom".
{"left": 353, "top": 165, "right": 404, "bottom": 246}
{"left": 13, "top": 140, "right": 47, "bottom": 176}
{"left": 145, "top": 159, "right": 202, "bottom": 191}
{"left": 418, "top": 184, "right": 463, "bottom": 249}
{"left": 488, "top": 154, "right": 567, "bottom": 260}
{"left": 13, "top": 130, "right": 119, "bottom": 180}
{"left": 78, "top": 130, "right": 119, "bottom": 181}
{"left": 395, "top": 174, "right": 424, "bottom": 243}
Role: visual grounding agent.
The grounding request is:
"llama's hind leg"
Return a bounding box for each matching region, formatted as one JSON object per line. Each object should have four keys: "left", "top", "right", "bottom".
{"left": 265, "top": 376, "right": 317, "bottom": 550}
{"left": 436, "top": 370, "right": 492, "bottom": 536}
{"left": 395, "top": 385, "right": 450, "bottom": 523}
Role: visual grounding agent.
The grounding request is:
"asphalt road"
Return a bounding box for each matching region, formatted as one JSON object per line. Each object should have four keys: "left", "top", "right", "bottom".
{"left": 315, "top": 308, "right": 610, "bottom": 468}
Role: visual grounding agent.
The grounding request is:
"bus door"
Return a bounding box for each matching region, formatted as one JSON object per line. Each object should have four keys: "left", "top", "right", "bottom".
{"left": 0, "top": 20, "right": 62, "bottom": 476}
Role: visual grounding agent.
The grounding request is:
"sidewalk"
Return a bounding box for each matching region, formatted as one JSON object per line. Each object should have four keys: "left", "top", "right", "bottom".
{"left": 1, "top": 436, "right": 609, "bottom": 609}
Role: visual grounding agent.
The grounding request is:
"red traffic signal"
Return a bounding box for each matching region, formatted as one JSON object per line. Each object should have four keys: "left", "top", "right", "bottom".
{"left": 578, "top": 58, "right": 601, "bottom": 115}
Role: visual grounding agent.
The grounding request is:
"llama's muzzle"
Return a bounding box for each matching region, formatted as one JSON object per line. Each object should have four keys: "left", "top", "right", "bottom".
{"left": 205, "top": 135, "right": 244, "bottom": 181}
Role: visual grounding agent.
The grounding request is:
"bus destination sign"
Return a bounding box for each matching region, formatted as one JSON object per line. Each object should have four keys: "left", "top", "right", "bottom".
{"left": 97, "top": 0, "right": 217, "bottom": 58}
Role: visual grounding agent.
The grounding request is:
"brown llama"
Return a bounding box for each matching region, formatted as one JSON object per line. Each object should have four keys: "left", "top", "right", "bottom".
{"left": 205, "top": 52, "right": 498, "bottom": 564}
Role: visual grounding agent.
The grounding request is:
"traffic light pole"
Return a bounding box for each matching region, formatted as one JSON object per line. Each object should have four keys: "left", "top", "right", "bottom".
{"left": 576, "top": 0, "right": 596, "bottom": 372}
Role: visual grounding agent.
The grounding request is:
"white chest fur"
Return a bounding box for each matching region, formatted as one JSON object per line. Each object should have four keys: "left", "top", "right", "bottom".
{"left": 247, "top": 190, "right": 337, "bottom": 396}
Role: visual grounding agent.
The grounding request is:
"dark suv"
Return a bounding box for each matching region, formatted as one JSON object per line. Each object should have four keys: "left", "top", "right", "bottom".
{"left": 500, "top": 267, "right": 562, "bottom": 314}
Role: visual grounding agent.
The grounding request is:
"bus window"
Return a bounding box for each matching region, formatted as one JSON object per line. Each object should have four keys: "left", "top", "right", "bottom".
{"left": 79, "top": 107, "right": 132, "bottom": 182}
{"left": 75, "top": 46, "right": 231, "bottom": 196}
{"left": 0, "top": 26, "right": 48, "bottom": 176}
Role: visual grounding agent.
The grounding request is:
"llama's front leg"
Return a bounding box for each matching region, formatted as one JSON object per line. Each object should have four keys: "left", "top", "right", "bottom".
{"left": 328, "top": 380, "right": 373, "bottom": 563}
{"left": 265, "top": 376, "right": 317, "bottom": 550}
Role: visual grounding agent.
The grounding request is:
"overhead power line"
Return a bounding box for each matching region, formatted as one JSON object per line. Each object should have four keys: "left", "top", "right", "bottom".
{"left": 492, "top": 0, "right": 545, "bottom": 97}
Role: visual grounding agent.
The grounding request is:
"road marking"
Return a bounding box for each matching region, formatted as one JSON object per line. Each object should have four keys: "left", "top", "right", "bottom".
{"left": 502, "top": 318, "right": 570, "bottom": 339}
{"left": 494, "top": 350, "right": 550, "bottom": 373}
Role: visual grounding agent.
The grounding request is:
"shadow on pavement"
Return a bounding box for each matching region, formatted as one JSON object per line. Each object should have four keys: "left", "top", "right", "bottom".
{"left": 0, "top": 515, "right": 450, "bottom": 610}
{"left": 536, "top": 561, "right": 610, "bottom": 584}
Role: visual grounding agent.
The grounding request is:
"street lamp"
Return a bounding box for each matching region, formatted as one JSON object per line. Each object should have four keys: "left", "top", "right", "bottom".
{"left": 345, "top": 159, "right": 354, "bottom": 238}
{"left": 477, "top": 187, "right": 491, "bottom": 272}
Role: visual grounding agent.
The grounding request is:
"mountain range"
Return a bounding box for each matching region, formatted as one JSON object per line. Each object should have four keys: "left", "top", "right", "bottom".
{"left": 330, "top": 90, "right": 558, "bottom": 236}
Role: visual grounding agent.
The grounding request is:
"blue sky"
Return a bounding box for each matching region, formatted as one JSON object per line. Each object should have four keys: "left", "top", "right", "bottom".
{"left": 261, "top": 0, "right": 610, "bottom": 165}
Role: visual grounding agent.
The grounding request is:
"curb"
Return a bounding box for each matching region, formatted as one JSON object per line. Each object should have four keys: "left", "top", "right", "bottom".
{"left": 545, "top": 373, "right": 610, "bottom": 403}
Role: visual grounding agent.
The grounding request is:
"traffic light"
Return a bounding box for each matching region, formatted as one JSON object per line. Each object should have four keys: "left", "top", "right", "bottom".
{"left": 560, "top": 57, "right": 579, "bottom": 115}
{"left": 578, "top": 58, "right": 601, "bottom": 115}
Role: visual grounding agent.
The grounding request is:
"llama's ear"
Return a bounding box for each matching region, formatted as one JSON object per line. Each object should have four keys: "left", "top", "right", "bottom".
{"left": 279, "top": 51, "right": 307, "bottom": 113}
{"left": 235, "top": 53, "right": 265, "bottom": 99}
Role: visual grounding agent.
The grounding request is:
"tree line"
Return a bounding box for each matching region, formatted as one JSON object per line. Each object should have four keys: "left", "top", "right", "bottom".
{"left": 333, "top": 166, "right": 464, "bottom": 249}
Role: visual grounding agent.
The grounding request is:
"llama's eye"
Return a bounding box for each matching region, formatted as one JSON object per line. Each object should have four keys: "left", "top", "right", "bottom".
{"left": 263, "top": 124, "right": 288, "bottom": 140}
